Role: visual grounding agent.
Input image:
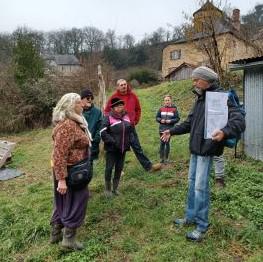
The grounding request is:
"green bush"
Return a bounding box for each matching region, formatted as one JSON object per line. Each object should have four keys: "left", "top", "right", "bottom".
{"left": 13, "top": 31, "right": 44, "bottom": 87}
{"left": 128, "top": 69, "right": 158, "bottom": 85}
{"left": 18, "top": 78, "right": 58, "bottom": 129}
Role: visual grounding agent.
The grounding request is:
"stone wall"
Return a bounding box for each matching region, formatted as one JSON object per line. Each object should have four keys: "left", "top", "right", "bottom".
{"left": 217, "top": 34, "right": 257, "bottom": 69}
{"left": 162, "top": 41, "right": 205, "bottom": 78}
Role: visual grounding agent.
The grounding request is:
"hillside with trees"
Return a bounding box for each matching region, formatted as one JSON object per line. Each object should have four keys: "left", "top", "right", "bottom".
{"left": 0, "top": 2, "right": 262, "bottom": 133}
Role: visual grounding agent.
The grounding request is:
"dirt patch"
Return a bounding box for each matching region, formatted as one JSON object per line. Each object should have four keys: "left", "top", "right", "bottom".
{"left": 226, "top": 241, "right": 251, "bottom": 261}
{"left": 148, "top": 178, "right": 186, "bottom": 189}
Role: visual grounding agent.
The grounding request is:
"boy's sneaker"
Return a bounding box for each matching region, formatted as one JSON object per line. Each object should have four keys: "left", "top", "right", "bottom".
{"left": 173, "top": 218, "right": 195, "bottom": 226}
{"left": 186, "top": 229, "right": 204, "bottom": 242}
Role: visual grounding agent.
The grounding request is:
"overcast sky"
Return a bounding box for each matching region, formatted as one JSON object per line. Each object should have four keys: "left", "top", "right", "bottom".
{"left": 0, "top": 0, "right": 262, "bottom": 39}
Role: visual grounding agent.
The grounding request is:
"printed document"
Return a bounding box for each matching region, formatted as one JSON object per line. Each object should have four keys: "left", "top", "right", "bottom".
{"left": 205, "top": 92, "right": 228, "bottom": 139}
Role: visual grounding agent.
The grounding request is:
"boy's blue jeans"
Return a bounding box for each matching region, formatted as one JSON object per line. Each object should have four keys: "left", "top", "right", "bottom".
{"left": 185, "top": 154, "right": 213, "bottom": 233}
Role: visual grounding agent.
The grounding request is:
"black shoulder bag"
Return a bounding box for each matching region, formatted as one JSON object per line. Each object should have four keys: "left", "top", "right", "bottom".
{"left": 67, "top": 154, "right": 92, "bottom": 190}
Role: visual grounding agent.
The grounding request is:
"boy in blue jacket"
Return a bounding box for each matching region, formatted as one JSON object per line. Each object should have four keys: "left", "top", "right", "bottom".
{"left": 156, "top": 95, "right": 180, "bottom": 163}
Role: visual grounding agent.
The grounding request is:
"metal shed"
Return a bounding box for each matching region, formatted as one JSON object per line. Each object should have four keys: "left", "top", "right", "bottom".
{"left": 230, "top": 56, "right": 263, "bottom": 161}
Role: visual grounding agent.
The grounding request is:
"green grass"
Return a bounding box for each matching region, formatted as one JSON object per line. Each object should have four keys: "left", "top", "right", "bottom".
{"left": 0, "top": 81, "right": 263, "bottom": 261}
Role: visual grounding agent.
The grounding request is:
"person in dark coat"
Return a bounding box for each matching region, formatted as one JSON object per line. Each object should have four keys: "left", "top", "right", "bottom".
{"left": 161, "top": 66, "right": 245, "bottom": 241}
{"left": 156, "top": 95, "right": 180, "bottom": 163}
{"left": 100, "top": 97, "right": 133, "bottom": 197}
{"left": 81, "top": 88, "right": 103, "bottom": 174}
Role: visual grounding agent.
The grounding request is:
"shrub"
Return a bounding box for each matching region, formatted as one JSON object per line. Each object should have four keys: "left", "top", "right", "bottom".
{"left": 129, "top": 79, "right": 140, "bottom": 88}
{"left": 0, "top": 64, "right": 99, "bottom": 133}
{"left": 19, "top": 78, "right": 59, "bottom": 128}
{"left": 13, "top": 31, "right": 44, "bottom": 87}
{"left": 221, "top": 71, "right": 243, "bottom": 89}
{"left": 0, "top": 75, "right": 58, "bottom": 133}
{"left": 128, "top": 69, "right": 158, "bottom": 85}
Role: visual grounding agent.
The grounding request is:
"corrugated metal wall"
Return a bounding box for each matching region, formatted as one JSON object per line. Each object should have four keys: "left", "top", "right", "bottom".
{"left": 244, "top": 68, "right": 263, "bottom": 160}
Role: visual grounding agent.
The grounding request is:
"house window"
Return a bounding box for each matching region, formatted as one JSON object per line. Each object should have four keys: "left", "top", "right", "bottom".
{"left": 170, "top": 50, "right": 181, "bottom": 60}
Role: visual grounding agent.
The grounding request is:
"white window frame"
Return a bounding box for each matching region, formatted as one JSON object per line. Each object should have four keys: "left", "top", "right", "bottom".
{"left": 170, "top": 50, "right": 181, "bottom": 60}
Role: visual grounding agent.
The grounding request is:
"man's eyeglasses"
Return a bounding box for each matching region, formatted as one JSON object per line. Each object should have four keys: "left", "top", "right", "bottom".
{"left": 86, "top": 96, "right": 93, "bottom": 100}
{"left": 119, "top": 83, "right": 127, "bottom": 87}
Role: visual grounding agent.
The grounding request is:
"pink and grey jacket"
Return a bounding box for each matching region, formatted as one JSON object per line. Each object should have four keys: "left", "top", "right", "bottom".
{"left": 100, "top": 111, "right": 133, "bottom": 153}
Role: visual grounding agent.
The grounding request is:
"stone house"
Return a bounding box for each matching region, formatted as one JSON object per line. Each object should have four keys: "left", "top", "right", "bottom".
{"left": 44, "top": 54, "right": 82, "bottom": 75}
{"left": 162, "top": 1, "right": 259, "bottom": 79}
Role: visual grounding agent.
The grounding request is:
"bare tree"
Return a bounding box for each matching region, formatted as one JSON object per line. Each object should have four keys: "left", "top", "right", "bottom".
{"left": 83, "top": 26, "right": 104, "bottom": 54}
{"left": 172, "top": 25, "right": 186, "bottom": 40}
{"left": 122, "top": 34, "right": 135, "bottom": 49}
{"left": 46, "top": 30, "right": 71, "bottom": 54}
{"left": 183, "top": 1, "right": 237, "bottom": 81}
{"left": 148, "top": 27, "right": 166, "bottom": 45}
{"left": 241, "top": 4, "right": 263, "bottom": 54}
{"left": 105, "top": 29, "right": 117, "bottom": 49}
{"left": 0, "top": 33, "right": 13, "bottom": 62}
{"left": 242, "top": 4, "right": 263, "bottom": 37}
{"left": 68, "top": 28, "right": 84, "bottom": 55}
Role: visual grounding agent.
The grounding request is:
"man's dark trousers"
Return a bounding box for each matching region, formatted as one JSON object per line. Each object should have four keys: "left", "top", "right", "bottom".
{"left": 130, "top": 128, "right": 152, "bottom": 171}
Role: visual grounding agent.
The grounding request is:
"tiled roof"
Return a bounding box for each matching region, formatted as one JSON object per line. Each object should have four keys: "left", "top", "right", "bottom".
{"left": 54, "top": 55, "right": 80, "bottom": 65}
{"left": 43, "top": 54, "right": 80, "bottom": 65}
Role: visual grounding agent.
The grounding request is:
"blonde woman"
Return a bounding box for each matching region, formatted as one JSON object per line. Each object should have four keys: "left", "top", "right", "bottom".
{"left": 50, "top": 93, "right": 92, "bottom": 250}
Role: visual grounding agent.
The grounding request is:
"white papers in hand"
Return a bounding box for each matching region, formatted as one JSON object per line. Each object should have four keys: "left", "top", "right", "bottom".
{"left": 204, "top": 92, "right": 228, "bottom": 139}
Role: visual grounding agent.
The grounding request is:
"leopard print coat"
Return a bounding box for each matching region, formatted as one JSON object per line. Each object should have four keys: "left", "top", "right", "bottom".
{"left": 52, "top": 119, "right": 90, "bottom": 180}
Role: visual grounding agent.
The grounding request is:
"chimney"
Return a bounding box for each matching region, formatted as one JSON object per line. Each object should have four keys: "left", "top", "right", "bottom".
{"left": 232, "top": 9, "right": 240, "bottom": 31}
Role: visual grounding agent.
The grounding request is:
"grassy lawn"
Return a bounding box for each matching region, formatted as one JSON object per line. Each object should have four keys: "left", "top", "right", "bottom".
{"left": 0, "top": 81, "right": 263, "bottom": 261}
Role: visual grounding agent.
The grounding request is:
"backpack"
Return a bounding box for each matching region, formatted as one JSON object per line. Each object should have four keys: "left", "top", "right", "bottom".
{"left": 224, "top": 89, "right": 246, "bottom": 154}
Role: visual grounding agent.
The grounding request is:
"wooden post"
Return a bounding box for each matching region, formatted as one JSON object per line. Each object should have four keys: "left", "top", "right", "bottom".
{"left": 97, "top": 64, "right": 107, "bottom": 110}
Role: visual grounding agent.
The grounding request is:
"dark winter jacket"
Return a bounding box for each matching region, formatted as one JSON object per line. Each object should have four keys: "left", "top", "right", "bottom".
{"left": 169, "top": 83, "right": 246, "bottom": 156}
{"left": 156, "top": 104, "right": 180, "bottom": 132}
{"left": 100, "top": 111, "right": 133, "bottom": 153}
{"left": 82, "top": 104, "right": 102, "bottom": 160}
{"left": 104, "top": 85, "right": 141, "bottom": 126}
